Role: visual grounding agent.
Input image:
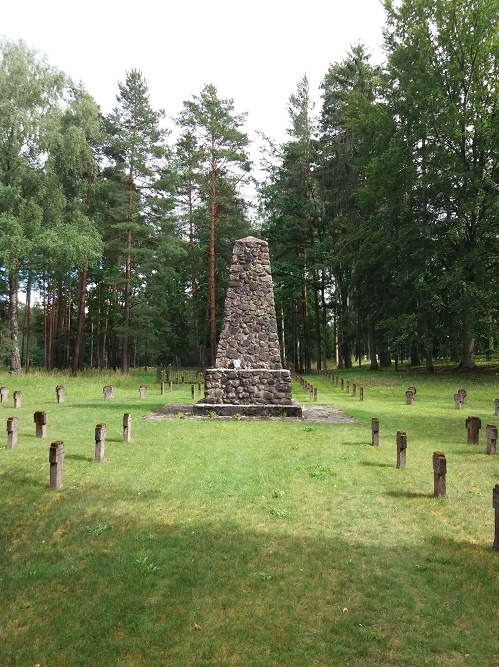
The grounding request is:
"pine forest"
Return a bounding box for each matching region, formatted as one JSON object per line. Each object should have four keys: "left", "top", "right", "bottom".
{"left": 1, "top": 0, "right": 498, "bottom": 375}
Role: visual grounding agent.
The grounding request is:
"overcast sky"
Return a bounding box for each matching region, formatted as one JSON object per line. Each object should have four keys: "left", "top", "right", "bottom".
{"left": 2, "top": 0, "right": 387, "bottom": 158}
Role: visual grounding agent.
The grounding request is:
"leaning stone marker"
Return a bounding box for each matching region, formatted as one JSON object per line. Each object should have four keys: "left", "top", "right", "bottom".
{"left": 433, "top": 451, "right": 447, "bottom": 498}
{"left": 194, "top": 237, "right": 301, "bottom": 417}
{"left": 34, "top": 411, "right": 47, "bottom": 438}
{"left": 49, "top": 440, "right": 64, "bottom": 490}
{"left": 7, "top": 417, "right": 19, "bottom": 449}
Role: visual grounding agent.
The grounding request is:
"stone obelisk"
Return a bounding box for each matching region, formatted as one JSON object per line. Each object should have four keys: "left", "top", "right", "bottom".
{"left": 193, "top": 236, "right": 302, "bottom": 417}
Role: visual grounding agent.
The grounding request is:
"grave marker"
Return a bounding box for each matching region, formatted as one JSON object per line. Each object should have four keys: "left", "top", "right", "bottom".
{"left": 191, "top": 384, "right": 195, "bottom": 400}
{"left": 359, "top": 386, "right": 364, "bottom": 401}
{"left": 160, "top": 381, "right": 165, "bottom": 395}
{"left": 6, "top": 417, "right": 19, "bottom": 449}
{"left": 123, "top": 413, "right": 132, "bottom": 442}
{"left": 13, "top": 391, "right": 22, "bottom": 408}
{"left": 433, "top": 451, "right": 447, "bottom": 498}
{"left": 454, "top": 393, "right": 462, "bottom": 409}
{"left": 95, "top": 423, "right": 106, "bottom": 462}
{"left": 56, "top": 385, "right": 65, "bottom": 404}
{"left": 494, "top": 399, "right": 499, "bottom": 416}
{"left": 139, "top": 385, "right": 147, "bottom": 399}
{"left": 346, "top": 380, "right": 350, "bottom": 394}
{"left": 486, "top": 424, "right": 497, "bottom": 455}
{"left": 103, "top": 385, "right": 116, "bottom": 400}
{"left": 0, "top": 387, "right": 9, "bottom": 403}
{"left": 371, "top": 417, "right": 379, "bottom": 447}
{"left": 405, "top": 389, "right": 414, "bottom": 405}
{"left": 458, "top": 389, "right": 467, "bottom": 404}
{"left": 465, "top": 416, "right": 481, "bottom": 444}
{"left": 49, "top": 440, "right": 64, "bottom": 490}
{"left": 352, "top": 383, "right": 356, "bottom": 397}
{"left": 34, "top": 411, "right": 47, "bottom": 438}
{"left": 396, "top": 430, "right": 407, "bottom": 468}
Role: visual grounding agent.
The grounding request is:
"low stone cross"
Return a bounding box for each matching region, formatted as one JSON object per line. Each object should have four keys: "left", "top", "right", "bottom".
{"left": 465, "top": 416, "right": 481, "bottom": 444}
{"left": 34, "top": 411, "right": 47, "bottom": 438}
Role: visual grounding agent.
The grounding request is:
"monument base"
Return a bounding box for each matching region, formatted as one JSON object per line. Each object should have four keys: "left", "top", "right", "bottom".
{"left": 193, "top": 401, "right": 302, "bottom": 418}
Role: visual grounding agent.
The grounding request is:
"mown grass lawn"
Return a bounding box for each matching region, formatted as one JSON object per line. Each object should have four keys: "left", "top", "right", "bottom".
{"left": 1, "top": 365, "right": 498, "bottom": 666}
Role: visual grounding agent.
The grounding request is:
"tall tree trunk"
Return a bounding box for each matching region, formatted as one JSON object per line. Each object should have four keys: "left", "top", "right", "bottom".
{"left": 422, "top": 311, "right": 434, "bottom": 374}
{"left": 122, "top": 162, "right": 134, "bottom": 376}
{"left": 313, "top": 276, "right": 321, "bottom": 371}
{"left": 321, "top": 275, "right": 328, "bottom": 373}
{"left": 368, "top": 315, "right": 378, "bottom": 370}
{"left": 188, "top": 190, "right": 200, "bottom": 366}
{"left": 24, "top": 273, "right": 32, "bottom": 373}
{"left": 460, "top": 302, "right": 476, "bottom": 369}
{"left": 8, "top": 266, "right": 21, "bottom": 375}
{"left": 209, "top": 153, "right": 217, "bottom": 366}
{"left": 72, "top": 263, "right": 87, "bottom": 375}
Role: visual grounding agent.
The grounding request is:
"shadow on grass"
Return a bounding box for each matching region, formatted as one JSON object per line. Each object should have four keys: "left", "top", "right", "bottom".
{"left": 384, "top": 489, "right": 432, "bottom": 499}
{"left": 359, "top": 460, "right": 394, "bottom": 468}
{"left": 65, "top": 453, "right": 94, "bottom": 462}
{"left": 1, "top": 488, "right": 498, "bottom": 667}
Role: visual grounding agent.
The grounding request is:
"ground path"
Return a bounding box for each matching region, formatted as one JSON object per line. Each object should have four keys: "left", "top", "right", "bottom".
{"left": 146, "top": 404, "right": 359, "bottom": 424}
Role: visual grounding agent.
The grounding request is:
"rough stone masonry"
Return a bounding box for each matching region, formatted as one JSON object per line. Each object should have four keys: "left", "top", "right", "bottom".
{"left": 194, "top": 236, "right": 302, "bottom": 417}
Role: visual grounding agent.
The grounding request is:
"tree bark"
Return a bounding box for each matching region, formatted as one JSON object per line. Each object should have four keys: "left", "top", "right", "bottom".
{"left": 72, "top": 263, "right": 87, "bottom": 375}
{"left": 460, "top": 303, "right": 476, "bottom": 369}
{"left": 8, "top": 267, "right": 21, "bottom": 375}
{"left": 209, "top": 152, "right": 217, "bottom": 366}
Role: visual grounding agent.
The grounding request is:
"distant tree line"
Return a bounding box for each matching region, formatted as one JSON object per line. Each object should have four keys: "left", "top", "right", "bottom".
{"left": 1, "top": 0, "right": 498, "bottom": 374}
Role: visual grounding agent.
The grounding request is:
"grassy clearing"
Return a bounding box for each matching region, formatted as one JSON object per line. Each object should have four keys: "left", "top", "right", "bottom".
{"left": 1, "top": 366, "right": 498, "bottom": 666}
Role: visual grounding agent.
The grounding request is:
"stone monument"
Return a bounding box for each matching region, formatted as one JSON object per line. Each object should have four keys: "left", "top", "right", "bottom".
{"left": 193, "top": 236, "right": 302, "bottom": 417}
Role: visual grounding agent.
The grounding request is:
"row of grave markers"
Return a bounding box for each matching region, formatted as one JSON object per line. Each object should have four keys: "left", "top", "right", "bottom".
{"left": 369, "top": 417, "right": 499, "bottom": 550}
{"left": 1, "top": 382, "right": 203, "bottom": 406}
{"left": 7, "top": 412, "right": 134, "bottom": 489}
{"left": 6, "top": 411, "right": 133, "bottom": 451}
{"left": 292, "top": 372, "right": 365, "bottom": 402}
{"left": 370, "top": 417, "right": 497, "bottom": 456}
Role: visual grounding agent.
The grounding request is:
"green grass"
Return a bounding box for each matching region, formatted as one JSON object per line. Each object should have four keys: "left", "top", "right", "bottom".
{"left": 1, "top": 365, "right": 499, "bottom": 666}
